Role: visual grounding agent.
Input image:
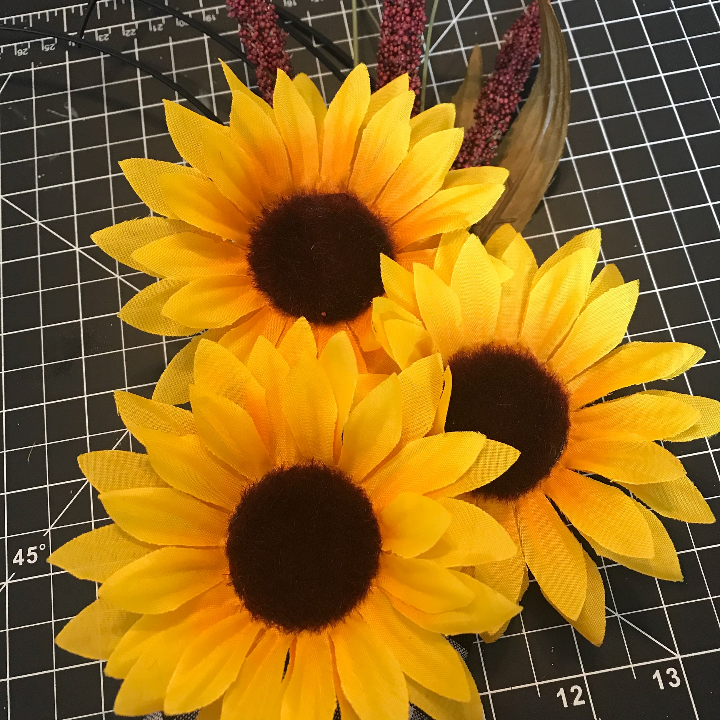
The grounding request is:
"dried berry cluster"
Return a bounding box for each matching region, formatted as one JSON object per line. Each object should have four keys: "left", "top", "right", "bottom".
{"left": 376, "top": 0, "right": 427, "bottom": 112}
{"left": 454, "top": 0, "right": 541, "bottom": 168}
{"left": 226, "top": 0, "right": 293, "bottom": 103}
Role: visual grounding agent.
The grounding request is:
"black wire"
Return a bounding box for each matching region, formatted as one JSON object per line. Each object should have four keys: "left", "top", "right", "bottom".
{"left": 274, "top": 4, "right": 354, "bottom": 68}
{"left": 137, "top": 0, "right": 249, "bottom": 65}
{"left": 0, "top": 26, "right": 222, "bottom": 123}
{"left": 78, "top": 0, "right": 99, "bottom": 38}
{"left": 275, "top": 18, "right": 347, "bottom": 84}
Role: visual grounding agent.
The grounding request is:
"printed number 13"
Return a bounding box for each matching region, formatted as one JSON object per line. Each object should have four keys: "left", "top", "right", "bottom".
{"left": 557, "top": 685, "right": 585, "bottom": 707}
{"left": 653, "top": 668, "right": 681, "bottom": 689}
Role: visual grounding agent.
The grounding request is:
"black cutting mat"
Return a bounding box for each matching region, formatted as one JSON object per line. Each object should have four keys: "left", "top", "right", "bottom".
{"left": 0, "top": 0, "right": 719, "bottom": 718}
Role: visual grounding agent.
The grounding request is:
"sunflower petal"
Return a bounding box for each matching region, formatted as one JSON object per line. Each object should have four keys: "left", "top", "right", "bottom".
{"left": 132, "top": 232, "right": 248, "bottom": 279}
{"left": 413, "top": 263, "right": 462, "bottom": 360}
{"left": 584, "top": 263, "right": 624, "bottom": 308}
{"left": 406, "top": 665, "right": 484, "bottom": 720}
{"left": 163, "top": 99, "right": 228, "bottom": 175}
{"left": 451, "top": 234, "right": 501, "bottom": 346}
{"left": 557, "top": 552, "right": 606, "bottom": 646}
{"left": 360, "top": 588, "right": 470, "bottom": 702}
{"left": 48, "top": 524, "right": 155, "bottom": 582}
{"left": 409, "top": 104, "right": 456, "bottom": 147}
{"left": 56, "top": 597, "right": 139, "bottom": 661}
{"left": 92, "top": 217, "right": 190, "bottom": 275}
{"left": 278, "top": 317, "right": 318, "bottom": 366}
{"left": 283, "top": 356, "right": 337, "bottom": 464}
{"left": 100, "top": 546, "right": 226, "bottom": 614}
{"left": 376, "top": 128, "right": 464, "bottom": 222}
{"left": 443, "top": 166, "right": 509, "bottom": 189}
{"left": 429, "top": 439, "right": 519, "bottom": 499}
{"left": 321, "top": 64, "right": 371, "bottom": 187}
{"left": 544, "top": 467, "right": 654, "bottom": 557}
{"left": 105, "top": 585, "right": 235, "bottom": 679}
{"left": 386, "top": 570, "right": 520, "bottom": 635}
{"left": 119, "top": 158, "right": 203, "bottom": 218}
{"left": 114, "top": 597, "right": 233, "bottom": 716}
{"left": 622, "top": 476, "right": 715, "bottom": 524}
{"left": 583, "top": 505, "right": 682, "bottom": 581}
{"left": 280, "top": 633, "right": 336, "bottom": 720}
{"left": 567, "top": 341, "right": 705, "bottom": 410}
{"left": 202, "top": 130, "right": 264, "bottom": 219}
{"left": 194, "top": 339, "right": 271, "bottom": 446}
{"left": 517, "top": 490, "right": 587, "bottom": 620}
{"left": 420, "top": 498, "right": 517, "bottom": 566}
{"left": 319, "top": 332, "right": 359, "bottom": 459}
{"left": 158, "top": 174, "right": 249, "bottom": 243}
{"left": 274, "top": 69, "right": 320, "bottom": 188}
{"left": 78, "top": 450, "right": 165, "bottom": 492}
{"left": 100, "top": 488, "right": 228, "bottom": 546}
{"left": 339, "top": 374, "right": 402, "bottom": 480}
{"left": 230, "top": 91, "right": 292, "bottom": 197}
{"left": 486, "top": 227, "right": 537, "bottom": 345}
{"left": 221, "top": 629, "right": 292, "bottom": 720}
{"left": 114, "top": 390, "right": 195, "bottom": 439}
{"left": 142, "top": 427, "right": 246, "bottom": 509}
{"left": 393, "top": 183, "right": 505, "bottom": 247}
{"left": 550, "top": 281, "right": 639, "bottom": 381}
{"left": 383, "top": 319, "right": 435, "bottom": 371}
{"left": 367, "top": 433, "right": 484, "bottom": 507}
{"left": 165, "top": 612, "right": 260, "bottom": 715}
{"left": 118, "top": 278, "right": 197, "bottom": 336}
{"left": 330, "top": 613, "right": 408, "bottom": 720}
{"left": 153, "top": 335, "right": 206, "bottom": 406}
{"left": 349, "top": 91, "right": 414, "bottom": 204}
{"left": 564, "top": 438, "right": 686, "bottom": 484}
{"left": 365, "top": 74, "right": 410, "bottom": 124}
{"left": 430, "top": 365, "right": 452, "bottom": 435}
{"left": 381, "top": 254, "right": 418, "bottom": 316}
{"left": 380, "top": 492, "right": 452, "bottom": 558}
{"left": 645, "top": 390, "right": 720, "bottom": 442}
{"left": 220, "top": 59, "right": 275, "bottom": 119}
{"left": 397, "top": 354, "right": 444, "bottom": 443}
{"left": 534, "top": 229, "right": 601, "bottom": 289}
{"left": 571, "top": 391, "right": 701, "bottom": 442}
{"left": 472, "top": 496, "right": 527, "bottom": 607}
{"left": 189, "top": 387, "right": 272, "bottom": 481}
{"left": 378, "top": 553, "right": 474, "bottom": 612}
{"left": 293, "top": 73, "right": 327, "bottom": 138}
{"left": 162, "top": 276, "right": 264, "bottom": 329}
{"left": 519, "top": 248, "right": 596, "bottom": 361}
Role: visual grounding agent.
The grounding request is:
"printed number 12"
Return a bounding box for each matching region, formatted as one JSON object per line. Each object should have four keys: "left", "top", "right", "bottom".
{"left": 557, "top": 685, "right": 585, "bottom": 707}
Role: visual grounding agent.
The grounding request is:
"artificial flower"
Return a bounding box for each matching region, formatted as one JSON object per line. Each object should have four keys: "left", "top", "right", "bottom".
{"left": 49, "top": 318, "right": 521, "bottom": 719}
{"left": 372, "top": 226, "right": 718, "bottom": 645}
{"left": 92, "top": 62, "right": 507, "bottom": 405}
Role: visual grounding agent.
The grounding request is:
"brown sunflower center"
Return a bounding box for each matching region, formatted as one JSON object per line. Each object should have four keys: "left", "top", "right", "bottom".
{"left": 445, "top": 344, "right": 571, "bottom": 501}
{"left": 226, "top": 462, "right": 382, "bottom": 633}
{"left": 247, "top": 191, "right": 395, "bottom": 325}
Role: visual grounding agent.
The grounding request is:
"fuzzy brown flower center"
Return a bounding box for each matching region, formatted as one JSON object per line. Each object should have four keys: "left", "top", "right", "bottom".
{"left": 445, "top": 344, "right": 571, "bottom": 501}
{"left": 247, "top": 192, "right": 395, "bottom": 325}
{"left": 226, "top": 462, "right": 382, "bottom": 633}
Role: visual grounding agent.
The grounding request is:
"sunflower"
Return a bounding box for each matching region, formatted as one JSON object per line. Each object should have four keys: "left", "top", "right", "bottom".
{"left": 92, "top": 62, "right": 507, "bottom": 405}
{"left": 49, "top": 318, "right": 521, "bottom": 719}
{"left": 372, "top": 226, "right": 719, "bottom": 645}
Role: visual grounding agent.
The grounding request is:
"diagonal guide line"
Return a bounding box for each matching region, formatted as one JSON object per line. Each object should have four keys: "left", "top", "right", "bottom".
{"left": 1, "top": 198, "right": 143, "bottom": 293}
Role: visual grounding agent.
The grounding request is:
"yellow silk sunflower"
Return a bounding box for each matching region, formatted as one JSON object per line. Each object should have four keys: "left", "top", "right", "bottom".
{"left": 49, "top": 318, "right": 521, "bottom": 720}
{"left": 372, "top": 225, "right": 719, "bottom": 645}
{"left": 92, "top": 62, "right": 507, "bottom": 404}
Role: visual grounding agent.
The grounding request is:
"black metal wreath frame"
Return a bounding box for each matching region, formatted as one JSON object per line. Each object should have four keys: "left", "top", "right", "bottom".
{"left": 0, "top": 0, "right": 356, "bottom": 123}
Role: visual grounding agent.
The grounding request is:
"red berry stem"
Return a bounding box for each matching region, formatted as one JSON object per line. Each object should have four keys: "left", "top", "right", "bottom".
{"left": 226, "top": 0, "right": 293, "bottom": 104}
{"left": 454, "top": 1, "right": 541, "bottom": 168}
